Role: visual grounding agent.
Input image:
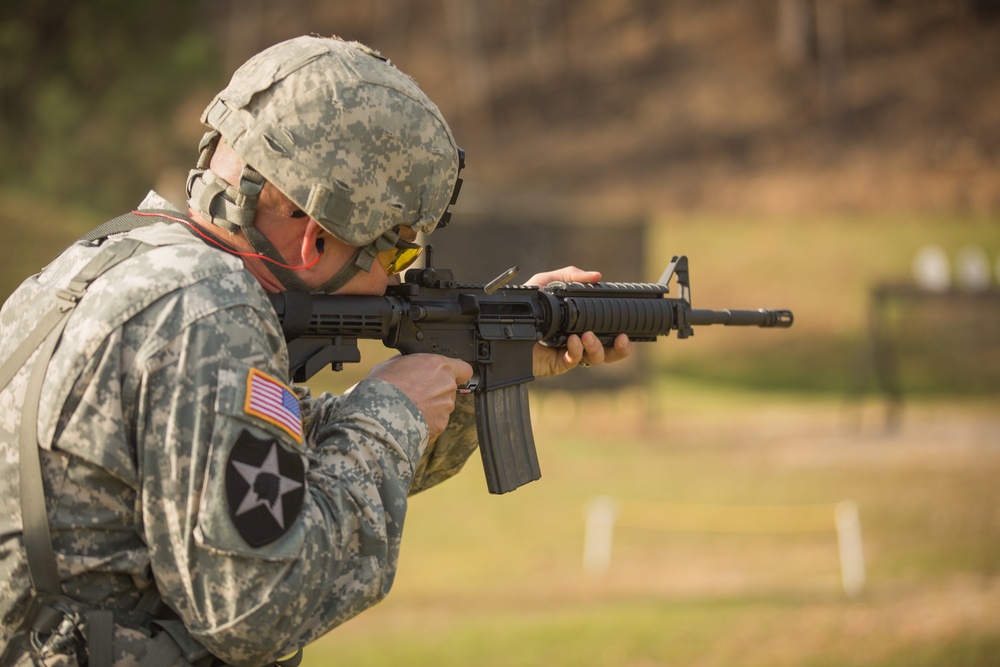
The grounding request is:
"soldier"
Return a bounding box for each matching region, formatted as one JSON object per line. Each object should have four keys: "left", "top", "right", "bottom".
{"left": 0, "top": 36, "right": 630, "bottom": 667}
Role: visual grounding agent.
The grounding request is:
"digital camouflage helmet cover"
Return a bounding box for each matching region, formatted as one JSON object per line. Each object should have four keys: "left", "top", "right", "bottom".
{"left": 187, "top": 35, "right": 463, "bottom": 291}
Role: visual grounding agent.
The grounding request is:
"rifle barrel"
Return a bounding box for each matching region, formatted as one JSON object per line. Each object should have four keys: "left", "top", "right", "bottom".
{"left": 689, "top": 308, "right": 793, "bottom": 328}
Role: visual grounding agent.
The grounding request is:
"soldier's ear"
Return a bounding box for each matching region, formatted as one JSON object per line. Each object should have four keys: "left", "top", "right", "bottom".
{"left": 299, "top": 220, "right": 325, "bottom": 263}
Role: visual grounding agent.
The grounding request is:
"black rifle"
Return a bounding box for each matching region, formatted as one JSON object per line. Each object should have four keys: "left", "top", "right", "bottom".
{"left": 269, "top": 253, "right": 793, "bottom": 494}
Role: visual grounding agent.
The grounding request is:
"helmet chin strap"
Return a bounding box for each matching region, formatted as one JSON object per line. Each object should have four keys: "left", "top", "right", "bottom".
{"left": 186, "top": 130, "right": 316, "bottom": 293}
{"left": 311, "top": 229, "right": 406, "bottom": 293}
{"left": 314, "top": 248, "right": 365, "bottom": 293}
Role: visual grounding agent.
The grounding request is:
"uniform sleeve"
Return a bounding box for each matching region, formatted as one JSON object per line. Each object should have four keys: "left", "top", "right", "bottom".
{"left": 300, "top": 385, "right": 481, "bottom": 496}
{"left": 408, "top": 392, "right": 479, "bottom": 495}
{"left": 136, "top": 303, "right": 428, "bottom": 666}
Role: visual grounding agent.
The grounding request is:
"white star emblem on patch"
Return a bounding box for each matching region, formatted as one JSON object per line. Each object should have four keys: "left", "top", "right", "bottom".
{"left": 231, "top": 443, "right": 304, "bottom": 529}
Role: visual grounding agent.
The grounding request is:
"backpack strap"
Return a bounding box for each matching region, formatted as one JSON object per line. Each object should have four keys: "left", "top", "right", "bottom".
{"left": 0, "top": 238, "right": 151, "bottom": 667}
{"left": 78, "top": 209, "right": 185, "bottom": 244}
{"left": 1, "top": 217, "right": 302, "bottom": 667}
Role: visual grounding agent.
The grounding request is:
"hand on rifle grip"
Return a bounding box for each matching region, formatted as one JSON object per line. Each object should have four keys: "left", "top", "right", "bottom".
{"left": 368, "top": 354, "right": 474, "bottom": 442}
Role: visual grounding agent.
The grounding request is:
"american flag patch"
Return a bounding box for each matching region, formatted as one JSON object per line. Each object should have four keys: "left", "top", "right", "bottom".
{"left": 244, "top": 369, "right": 303, "bottom": 443}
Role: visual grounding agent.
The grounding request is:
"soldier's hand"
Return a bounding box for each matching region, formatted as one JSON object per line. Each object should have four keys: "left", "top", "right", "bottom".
{"left": 525, "top": 266, "right": 633, "bottom": 377}
{"left": 369, "top": 354, "right": 474, "bottom": 441}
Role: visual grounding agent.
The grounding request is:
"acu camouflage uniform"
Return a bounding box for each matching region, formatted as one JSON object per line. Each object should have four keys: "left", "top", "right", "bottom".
{"left": 1, "top": 35, "right": 476, "bottom": 666}
{"left": 0, "top": 198, "right": 478, "bottom": 663}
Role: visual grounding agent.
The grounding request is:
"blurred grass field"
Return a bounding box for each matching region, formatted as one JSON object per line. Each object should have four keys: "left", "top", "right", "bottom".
{"left": 1, "top": 192, "right": 998, "bottom": 665}
{"left": 311, "top": 385, "right": 1000, "bottom": 667}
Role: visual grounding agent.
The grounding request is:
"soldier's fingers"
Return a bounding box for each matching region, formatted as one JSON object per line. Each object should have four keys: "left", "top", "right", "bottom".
{"left": 579, "top": 332, "right": 606, "bottom": 366}
{"left": 603, "top": 334, "right": 632, "bottom": 364}
{"left": 525, "top": 266, "right": 602, "bottom": 288}
{"left": 446, "top": 357, "right": 474, "bottom": 384}
{"left": 561, "top": 334, "right": 585, "bottom": 368}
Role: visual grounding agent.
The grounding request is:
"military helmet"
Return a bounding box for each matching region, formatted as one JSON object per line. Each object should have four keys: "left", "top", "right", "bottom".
{"left": 195, "top": 35, "right": 461, "bottom": 247}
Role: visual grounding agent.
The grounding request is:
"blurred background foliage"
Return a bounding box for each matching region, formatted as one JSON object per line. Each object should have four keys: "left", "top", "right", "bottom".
{"left": 2, "top": 0, "right": 999, "bottom": 217}
{"left": 0, "top": 0, "right": 221, "bottom": 211}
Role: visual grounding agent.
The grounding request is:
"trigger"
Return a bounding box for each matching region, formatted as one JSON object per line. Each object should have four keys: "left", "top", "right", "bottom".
{"left": 460, "top": 371, "right": 480, "bottom": 393}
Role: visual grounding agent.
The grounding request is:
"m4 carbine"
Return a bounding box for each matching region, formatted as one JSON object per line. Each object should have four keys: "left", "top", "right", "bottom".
{"left": 269, "top": 253, "right": 793, "bottom": 494}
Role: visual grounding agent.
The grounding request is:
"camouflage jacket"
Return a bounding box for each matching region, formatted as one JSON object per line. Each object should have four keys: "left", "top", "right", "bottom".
{"left": 0, "top": 193, "right": 479, "bottom": 666}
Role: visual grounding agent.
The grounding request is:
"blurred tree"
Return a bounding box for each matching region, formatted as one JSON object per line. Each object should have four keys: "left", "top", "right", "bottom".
{"left": 776, "top": 0, "right": 845, "bottom": 116}
{"left": 777, "top": 0, "right": 817, "bottom": 65}
{"left": 442, "top": 0, "right": 493, "bottom": 132}
{"left": 970, "top": 0, "right": 1000, "bottom": 19}
{"left": 0, "top": 0, "right": 221, "bottom": 213}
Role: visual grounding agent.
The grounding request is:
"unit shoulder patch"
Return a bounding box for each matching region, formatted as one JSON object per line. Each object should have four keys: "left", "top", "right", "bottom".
{"left": 225, "top": 430, "right": 306, "bottom": 547}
